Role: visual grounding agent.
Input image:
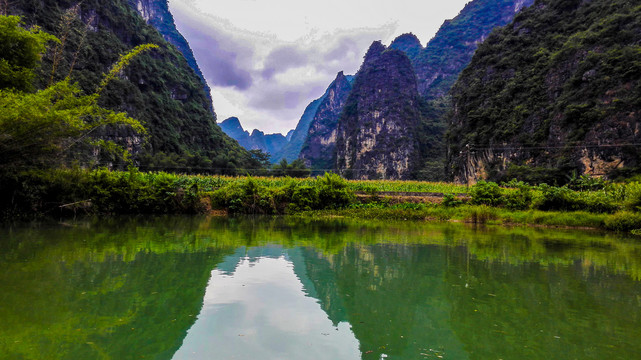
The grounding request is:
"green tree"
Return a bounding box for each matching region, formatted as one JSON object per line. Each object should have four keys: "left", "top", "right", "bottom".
{"left": 0, "top": 15, "right": 153, "bottom": 170}
{"left": 271, "top": 158, "right": 311, "bottom": 178}
{"left": 0, "top": 15, "right": 57, "bottom": 92}
{"left": 249, "top": 149, "right": 271, "bottom": 168}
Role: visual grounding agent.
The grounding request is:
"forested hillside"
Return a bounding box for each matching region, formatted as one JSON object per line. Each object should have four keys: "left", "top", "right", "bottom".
{"left": 448, "top": 0, "right": 641, "bottom": 184}
{"left": 9, "top": 0, "right": 256, "bottom": 172}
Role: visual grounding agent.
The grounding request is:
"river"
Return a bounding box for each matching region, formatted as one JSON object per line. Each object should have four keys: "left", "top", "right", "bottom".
{"left": 1, "top": 216, "right": 640, "bottom": 359}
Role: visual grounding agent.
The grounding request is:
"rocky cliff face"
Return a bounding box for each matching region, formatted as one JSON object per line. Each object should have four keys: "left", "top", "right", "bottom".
{"left": 299, "top": 72, "right": 353, "bottom": 170}
{"left": 448, "top": 0, "right": 641, "bottom": 184}
{"left": 334, "top": 42, "right": 422, "bottom": 180}
{"left": 300, "top": 0, "right": 532, "bottom": 180}
{"left": 128, "top": 0, "right": 212, "bottom": 109}
{"left": 12, "top": 0, "right": 254, "bottom": 171}
{"left": 219, "top": 117, "right": 287, "bottom": 157}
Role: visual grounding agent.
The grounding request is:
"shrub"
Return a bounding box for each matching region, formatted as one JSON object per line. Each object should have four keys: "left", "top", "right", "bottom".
{"left": 289, "top": 184, "right": 320, "bottom": 211}
{"left": 442, "top": 193, "right": 463, "bottom": 207}
{"left": 504, "top": 184, "right": 533, "bottom": 210}
{"left": 567, "top": 173, "right": 609, "bottom": 191}
{"left": 624, "top": 182, "right": 641, "bottom": 211}
{"left": 470, "top": 181, "right": 504, "bottom": 206}
{"left": 211, "top": 177, "right": 278, "bottom": 214}
{"left": 466, "top": 205, "right": 499, "bottom": 224}
{"left": 316, "top": 173, "right": 354, "bottom": 209}
{"left": 604, "top": 212, "right": 641, "bottom": 232}
{"left": 534, "top": 184, "right": 618, "bottom": 213}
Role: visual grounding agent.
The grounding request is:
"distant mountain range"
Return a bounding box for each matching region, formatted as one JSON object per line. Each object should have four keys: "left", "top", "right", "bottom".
{"left": 219, "top": 117, "right": 288, "bottom": 158}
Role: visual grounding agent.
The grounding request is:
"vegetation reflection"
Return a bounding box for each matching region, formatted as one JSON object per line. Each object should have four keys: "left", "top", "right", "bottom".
{"left": 0, "top": 217, "right": 640, "bottom": 359}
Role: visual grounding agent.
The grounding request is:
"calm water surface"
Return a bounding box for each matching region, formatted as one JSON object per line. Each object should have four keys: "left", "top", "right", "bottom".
{"left": 1, "top": 216, "right": 640, "bottom": 359}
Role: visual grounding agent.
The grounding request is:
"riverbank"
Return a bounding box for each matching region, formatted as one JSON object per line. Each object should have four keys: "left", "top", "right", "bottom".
{"left": 292, "top": 207, "right": 614, "bottom": 231}
{"left": 2, "top": 168, "right": 641, "bottom": 234}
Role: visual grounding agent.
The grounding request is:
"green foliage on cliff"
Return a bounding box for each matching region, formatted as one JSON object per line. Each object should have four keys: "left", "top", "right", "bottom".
{"left": 0, "top": 15, "right": 57, "bottom": 91}
{"left": 10, "top": 0, "right": 256, "bottom": 172}
{"left": 414, "top": 0, "right": 534, "bottom": 99}
{"left": 0, "top": 15, "right": 147, "bottom": 170}
{"left": 448, "top": 0, "right": 641, "bottom": 181}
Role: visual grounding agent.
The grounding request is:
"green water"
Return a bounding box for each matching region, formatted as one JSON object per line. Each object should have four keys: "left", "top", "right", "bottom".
{"left": 1, "top": 216, "right": 640, "bottom": 360}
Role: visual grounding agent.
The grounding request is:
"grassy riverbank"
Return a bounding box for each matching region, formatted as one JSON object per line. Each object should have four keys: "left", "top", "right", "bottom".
{"left": 2, "top": 168, "right": 641, "bottom": 233}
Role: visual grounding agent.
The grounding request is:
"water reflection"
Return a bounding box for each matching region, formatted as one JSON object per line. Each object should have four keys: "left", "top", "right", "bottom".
{"left": 0, "top": 216, "right": 640, "bottom": 359}
{"left": 174, "top": 248, "right": 360, "bottom": 359}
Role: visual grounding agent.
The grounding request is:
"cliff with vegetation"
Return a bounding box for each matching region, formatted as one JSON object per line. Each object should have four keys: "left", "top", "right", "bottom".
{"left": 10, "top": 0, "right": 255, "bottom": 172}
{"left": 128, "top": 0, "right": 213, "bottom": 110}
{"left": 271, "top": 94, "right": 327, "bottom": 163}
{"left": 448, "top": 0, "right": 641, "bottom": 184}
{"left": 335, "top": 42, "right": 422, "bottom": 180}
{"left": 411, "top": 0, "right": 535, "bottom": 100}
{"left": 309, "top": 0, "right": 533, "bottom": 180}
{"left": 299, "top": 72, "right": 353, "bottom": 170}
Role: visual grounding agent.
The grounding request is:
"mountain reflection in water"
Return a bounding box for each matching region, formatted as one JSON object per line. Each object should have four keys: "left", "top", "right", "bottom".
{"left": 0, "top": 216, "right": 640, "bottom": 360}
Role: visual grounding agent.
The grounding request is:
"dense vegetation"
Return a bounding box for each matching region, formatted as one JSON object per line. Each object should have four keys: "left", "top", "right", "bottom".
{"left": 8, "top": 1, "right": 258, "bottom": 172}
{"left": 412, "top": 0, "right": 534, "bottom": 100}
{"left": 0, "top": 15, "right": 148, "bottom": 170}
{"left": 0, "top": 169, "right": 354, "bottom": 218}
{"left": 4, "top": 164, "right": 641, "bottom": 233}
{"left": 448, "top": 0, "right": 641, "bottom": 183}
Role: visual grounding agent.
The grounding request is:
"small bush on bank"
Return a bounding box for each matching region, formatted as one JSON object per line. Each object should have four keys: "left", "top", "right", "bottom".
{"left": 442, "top": 193, "right": 463, "bottom": 207}
{"left": 504, "top": 184, "right": 533, "bottom": 210}
{"left": 534, "top": 184, "right": 618, "bottom": 214}
{"left": 624, "top": 182, "right": 641, "bottom": 211}
{"left": 316, "top": 173, "right": 354, "bottom": 209}
{"left": 604, "top": 212, "right": 641, "bottom": 232}
{"left": 466, "top": 205, "right": 500, "bottom": 224}
{"left": 211, "top": 172, "right": 355, "bottom": 214}
{"left": 470, "top": 181, "right": 504, "bottom": 206}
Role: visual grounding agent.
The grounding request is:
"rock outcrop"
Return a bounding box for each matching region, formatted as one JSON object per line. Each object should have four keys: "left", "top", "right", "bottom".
{"left": 334, "top": 42, "right": 422, "bottom": 180}
{"left": 301, "top": 0, "right": 533, "bottom": 180}
{"left": 299, "top": 72, "right": 353, "bottom": 170}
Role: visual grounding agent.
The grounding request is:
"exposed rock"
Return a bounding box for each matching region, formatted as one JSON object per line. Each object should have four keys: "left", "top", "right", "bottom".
{"left": 334, "top": 42, "right": 422, "bottom": 180}
{"left": 299, "top": 71, "right": 354, "bottom": 170}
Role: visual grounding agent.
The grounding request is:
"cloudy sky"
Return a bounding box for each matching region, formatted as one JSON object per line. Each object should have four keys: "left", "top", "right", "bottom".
{"left": 168, "top": 0, "right": 470, "bottom": 135}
